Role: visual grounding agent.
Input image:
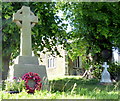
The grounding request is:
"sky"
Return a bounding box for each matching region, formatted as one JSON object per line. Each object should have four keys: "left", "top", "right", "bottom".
{"left": 56, "top": 10, "right": 72, "bottom": 33}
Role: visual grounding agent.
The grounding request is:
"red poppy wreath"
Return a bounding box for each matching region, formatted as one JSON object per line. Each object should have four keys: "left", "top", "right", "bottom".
{"left": 22, "top": 72, "right": 42, "bottom": 93}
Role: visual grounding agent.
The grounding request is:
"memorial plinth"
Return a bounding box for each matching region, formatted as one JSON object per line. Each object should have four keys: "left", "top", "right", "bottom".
{"left": 8, "top": 6, "right": 49, "bottom": 90}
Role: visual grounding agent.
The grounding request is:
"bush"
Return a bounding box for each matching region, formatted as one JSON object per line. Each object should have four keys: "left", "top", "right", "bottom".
{"left": 109, "top": 63, "right": 120, "bottom": 81}
{"left": 90, "top": 62, "right": 120, "bottom": 81}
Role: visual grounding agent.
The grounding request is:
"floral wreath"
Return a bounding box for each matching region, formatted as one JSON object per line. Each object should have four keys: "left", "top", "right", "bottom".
{"left": 22, "top": 72, "right": 42, "bottom": 93}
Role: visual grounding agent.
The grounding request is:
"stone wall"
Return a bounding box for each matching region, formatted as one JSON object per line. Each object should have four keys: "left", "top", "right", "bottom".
{"left": 39, "top": 46, "right": 66, "bottom": 78}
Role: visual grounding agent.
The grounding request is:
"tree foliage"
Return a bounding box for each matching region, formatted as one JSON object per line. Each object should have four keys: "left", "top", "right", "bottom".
{"left": 56, "top": 2, "right": 120, "bottom": 79}
{"left": 58, "top": 2, "right": 120, "bottom": 63}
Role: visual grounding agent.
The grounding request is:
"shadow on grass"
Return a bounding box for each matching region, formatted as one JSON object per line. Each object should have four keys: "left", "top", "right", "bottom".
{"left": 49, "top": 77, "right": 119, "bottom": 99}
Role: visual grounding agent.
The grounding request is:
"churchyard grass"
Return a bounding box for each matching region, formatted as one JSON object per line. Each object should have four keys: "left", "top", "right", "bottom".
{"left": 0, "top": 76, "right": 119, "bottom": 99}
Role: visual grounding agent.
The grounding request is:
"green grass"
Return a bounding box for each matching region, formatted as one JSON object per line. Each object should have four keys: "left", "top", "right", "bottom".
{"left": 0, "top": 76, "right": 119, "bottom": 99}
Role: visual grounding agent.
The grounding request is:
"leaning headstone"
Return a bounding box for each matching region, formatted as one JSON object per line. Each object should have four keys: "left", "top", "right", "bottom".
{"left": 100, "top": 62, "right": 112, "bottom": 84}
{"left": 8, "top": 6, "right": 49, "bottom": 90}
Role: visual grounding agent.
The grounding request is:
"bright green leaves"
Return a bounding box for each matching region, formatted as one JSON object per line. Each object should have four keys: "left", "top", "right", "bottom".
{"left": 58, "top": 2, "right": 120, "bottom": 64}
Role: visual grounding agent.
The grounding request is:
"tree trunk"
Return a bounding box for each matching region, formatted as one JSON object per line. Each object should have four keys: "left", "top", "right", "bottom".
{"left": 2, "top": 55, "right": 11, "bottom": 81}
{"left": 82, "top": 65, "right": 94, "bottom": 79}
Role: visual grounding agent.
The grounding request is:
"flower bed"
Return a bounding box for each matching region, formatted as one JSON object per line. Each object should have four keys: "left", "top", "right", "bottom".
{"left": 4, "top": 77, "right": 25, "bottom": 93}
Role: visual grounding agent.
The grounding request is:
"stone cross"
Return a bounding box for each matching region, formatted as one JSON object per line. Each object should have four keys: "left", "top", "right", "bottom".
{"left": 9, "top": 6, "right": 49, "bottom": 91}
{"left": 13, "top": 6, "right": 38, "bottom": 56}
{"left": 100, "top": 62, "right": 112, "bottom": 83}
{"left": 102, "top": 62, "right": 109, "bottom": 70}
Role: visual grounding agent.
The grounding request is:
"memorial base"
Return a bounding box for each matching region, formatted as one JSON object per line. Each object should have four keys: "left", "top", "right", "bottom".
{"left": 14, "top": 56, "right": 39, "bottom": 65}
{"left": 8, "top": 56, "right": 49, "bottom": 90}
{"left": 99, "top": 82, "right": 113, "bottom": 85}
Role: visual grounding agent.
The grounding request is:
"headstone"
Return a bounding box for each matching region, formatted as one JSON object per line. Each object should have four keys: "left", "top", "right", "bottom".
{"left": 8, "top": 6, "right": 49, "bottom": 90}
{"left": 100, "top": 62, "right": 112, "bottom": 84}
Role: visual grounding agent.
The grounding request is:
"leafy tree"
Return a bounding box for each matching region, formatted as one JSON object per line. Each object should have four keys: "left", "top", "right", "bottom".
{"left": 56, "top": 2, "right": 120, "bottom": 79}
{"left": 2, "top": 2, "right": 66, "bottom": 80}
{"left": 59, "top": 2, "right": 120, "bottom": 63}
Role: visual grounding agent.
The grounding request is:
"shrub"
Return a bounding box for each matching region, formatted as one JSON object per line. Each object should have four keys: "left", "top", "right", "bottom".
{"left": 4, "top": 77, "right": 25, "bottom": 92}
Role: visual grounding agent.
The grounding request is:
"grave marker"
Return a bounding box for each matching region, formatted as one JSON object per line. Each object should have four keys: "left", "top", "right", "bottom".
{"left": 100, "top": 62, "right": 112, "bottom": 84}
{"left": 8, "top": 6, "right": 49, "bottom": 90}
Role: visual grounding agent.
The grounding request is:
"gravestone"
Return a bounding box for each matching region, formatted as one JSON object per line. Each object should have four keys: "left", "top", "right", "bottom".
{"left": 100, "top": 62, "right": 112, "bottom": 84}
{"left": 8, "top": 6, "right": 49, "bottom": 90}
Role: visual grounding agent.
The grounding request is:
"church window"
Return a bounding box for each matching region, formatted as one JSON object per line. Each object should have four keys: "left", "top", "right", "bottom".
{"left": 48, "top": 55, "right": 55, "bottom": 68}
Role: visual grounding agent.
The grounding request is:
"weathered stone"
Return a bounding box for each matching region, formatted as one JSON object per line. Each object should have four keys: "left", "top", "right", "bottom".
{"left": 14, "top": 56, "right": 39, "bottom": 65}
{"left": 13, "top": 6, "right": 38, "bottom": 56}
{"left": 100, "top": 62, "right": 112, "bottom": 84}
{"left": 8, "top": 6, "right": 49, "bottom": 90}
{"left": 9, "top": 64, "right": 49, "bottom": 90}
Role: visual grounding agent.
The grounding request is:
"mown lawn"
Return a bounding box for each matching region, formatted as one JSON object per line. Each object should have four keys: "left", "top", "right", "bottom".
{"left": 0, "top": 76, "right": 119, "bottom": 99}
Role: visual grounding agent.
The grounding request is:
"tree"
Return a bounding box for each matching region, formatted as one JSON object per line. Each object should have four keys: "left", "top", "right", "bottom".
{"left": 2, "top": 2, "right": 67, "bottom": 80}
{"left": 59, "top": 2, "right": 120, "bottom": 63}
{"left": 56, "top": 2, "right": 120, "bottom": 79}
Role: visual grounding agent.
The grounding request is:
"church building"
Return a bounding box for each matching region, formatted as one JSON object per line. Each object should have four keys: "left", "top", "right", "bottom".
{"left": 39, "top": 45, "right": 84, "bottom": 77}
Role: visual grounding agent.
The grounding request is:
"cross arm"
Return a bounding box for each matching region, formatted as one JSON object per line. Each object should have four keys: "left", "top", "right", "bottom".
{"left": 30, "top": 16, "right": 38, "bottom": 23}
{"left": 13, "top": 13, "right": 23, "bottom": 22}
{"left": 30, "top": 11, "right": 38, "bottom": 23}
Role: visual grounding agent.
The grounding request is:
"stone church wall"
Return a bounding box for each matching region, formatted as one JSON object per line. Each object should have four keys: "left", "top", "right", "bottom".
{"left": 39, "top": 46, "right": 66, "bottom": 78}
